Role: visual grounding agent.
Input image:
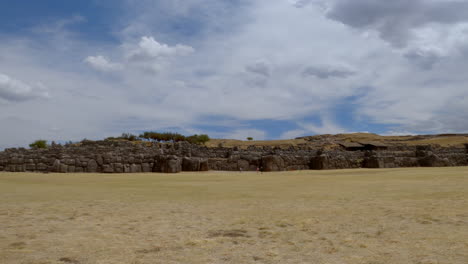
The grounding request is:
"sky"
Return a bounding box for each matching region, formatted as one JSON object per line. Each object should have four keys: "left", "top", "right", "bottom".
{"left": 1, "top": 0, "right": 468, "bottom": 149}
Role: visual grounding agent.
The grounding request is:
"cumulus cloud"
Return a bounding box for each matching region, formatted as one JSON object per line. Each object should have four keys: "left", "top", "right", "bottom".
{"left": 84, "top": 36, "right": 195, "bottom": 74}
{"left": 126, "top": 36, "right": 194, "bottom": 61}
{"left": 0, "top": 73, "right": 49, "bottom": 102}
{"left": 85, "top": 56, "right": 123, "bottom": 72}
{"left": 325, "top": 0, "right": 468, "bottom": 48}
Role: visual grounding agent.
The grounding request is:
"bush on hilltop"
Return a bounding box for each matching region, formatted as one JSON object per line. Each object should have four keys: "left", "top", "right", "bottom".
{"left": 29, "top": 140, "right": 48, "bottom": 149}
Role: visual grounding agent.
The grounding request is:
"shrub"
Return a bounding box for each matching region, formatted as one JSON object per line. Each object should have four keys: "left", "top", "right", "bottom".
{"left": 120, "top": 133, "right": 138, "bottom": 141}
{"left": 197, "top": 134, "right": 210, "bottom": 144}
{"left": 186, "top": 134, "right": 210, "bottom": 145}
{"left": 29, "top": 140, "right": 48, "bottom": 149}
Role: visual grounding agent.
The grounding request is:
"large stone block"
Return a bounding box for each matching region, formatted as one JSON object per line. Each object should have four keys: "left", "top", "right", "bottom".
{"left": 363, "top": 156, "right": 384, "bottom": 168}
{"left": 419, "top": 154, "right": 450, "bottom": 167}
{"left": 310, "top": 155, "right": 328, "bottom": 170}
{"left": 160, "top": 156, "right": 181, "bottom": 173}
{"left": 262, "top": 155, "right": 285, "bottom": 172}
{"left": 102, "top": 164, "right": 114, "bottom": 173}
{"left": 130, "top": 164, "right": 142, "bottom": 173}
{"left": 114, "top": 163, "right": 123, "bottom": 173}
{"left": 182, "top": 157, "right": 200, "bottom": 171}
{"left": 237, "top": 159, "right": 250, "bottom": 171}
{"left": 96, "top": 155, "right": 104, "bottom": 166}
{"left": 37, "top": 163, "right": 48, "bottom": 171}
{"left": 87, "top": 160, "right": 98, "bottom": 172}
{"left": 5, "top": 164, "right": 14, "bottom": 172}
{"left": 199, "top": 159, "right": 209, "bottom": 171}
{"left": 25, "top": 164, "right": 36, "bottom": 171}
{"left": 142, "top": 163, "right": 151, "bottom": 173}
{"left": 64, "top": 159, "right": 76, "bottom": 166}
{"left": 59, "top": 164, "right": 68, "bottom": 173}
{"left": 16, "top": 164, "right": 25, "bottom": 172}
{"left": 52, "top": 159, "right": 61, "bottom": 172}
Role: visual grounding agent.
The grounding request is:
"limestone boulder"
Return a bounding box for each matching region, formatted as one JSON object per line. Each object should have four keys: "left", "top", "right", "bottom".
{"left": 262, "top": 155, "right": 285, "bottom": 172}
{"left": 310, "top": 155, "right": 329, "bottom": 170}
{"left": 102, "top": 164, "right": 114, "bottom": 173}
{"left": 363, "top": 156, "right": 384, "bottom": 168}
{"left": 182, "top": 157, "right": 200, "bottom": 171}
{"left": 130, "top": 164, "right": 142, "bottom": 173}
{"left": 199, "top": 159, "right": 209, "bottom": 171}
{"left": 87, "top": 159, "right": 98, "bottom": 173}
{"left": 142, "top": 163, "right": 152, "bottom": 173}
{"left": 419, "top": 154, "right": 450, "bottom": 167}
{"left": 160, "top": 156, "right": 182, "bottom": 173}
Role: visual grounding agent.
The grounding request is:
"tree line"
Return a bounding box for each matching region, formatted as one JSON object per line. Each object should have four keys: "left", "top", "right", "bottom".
{"left": 137, "top": 132, "right": 210, "bottom": 144}
{"left": 107, "top": 132, "right": 210, "bottom": 145}
{"left": 29, "top": 132, "right": 211, "bottom": 149}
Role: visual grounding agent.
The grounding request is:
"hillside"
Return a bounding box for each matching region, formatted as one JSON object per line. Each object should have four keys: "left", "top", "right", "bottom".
{"left": 206, "top": 133, "right": 468, "bottom": 148}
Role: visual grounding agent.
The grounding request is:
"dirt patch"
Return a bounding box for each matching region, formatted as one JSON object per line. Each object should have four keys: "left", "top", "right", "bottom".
{"left": 207, "top": 229, "right": 250, "bottom": 238}
{"left": 8, "top": 242, "right": 26, "bottom": 249}
{"left": 135, "top": 247, "right": 161, "bottom": 254}
{"left": 58, "top": 257, "right": 80, "bottom": 264}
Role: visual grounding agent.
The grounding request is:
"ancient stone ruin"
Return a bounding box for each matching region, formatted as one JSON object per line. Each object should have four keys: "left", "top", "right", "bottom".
{"left": 0, "top": 140, "right": 467, "bottom": 173}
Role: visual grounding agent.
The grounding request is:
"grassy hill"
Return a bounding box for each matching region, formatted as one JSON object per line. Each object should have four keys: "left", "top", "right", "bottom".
{"left": 206, "top": 133, "right": 468, "bottom": 148}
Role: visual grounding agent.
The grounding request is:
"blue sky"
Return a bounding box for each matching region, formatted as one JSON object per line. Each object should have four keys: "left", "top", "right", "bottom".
{"left": 1, "top": 0, "right": 468, "bottom": 148}
{"left": 0, "top": 1, "right": 118, "bottom": 39}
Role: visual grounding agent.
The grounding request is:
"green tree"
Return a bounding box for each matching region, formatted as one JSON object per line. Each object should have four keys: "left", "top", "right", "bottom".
{"left": 29, "top": 140, "right": 48, "bottom": 149}
{"left": 120, "top": 133, "right": 137, "bottom": 141}
{"left": 197, "top": 134, "right": 210, "bottom": 144}
{"left": 247, "top": 137, "right": 253, "bottom": 141}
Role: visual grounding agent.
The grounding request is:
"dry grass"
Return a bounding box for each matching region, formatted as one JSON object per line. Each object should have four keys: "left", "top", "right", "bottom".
{"left": 335, "top": 133, "right": 468, "bottom": 147}
{"left": 205, "top": 133, "right": 468, "bottom": 148}
{"left": 205, "top": 138, "right": 308, "bottom": 148}
{"left": 1, "top": 168, "right": 467, "bottom": 264}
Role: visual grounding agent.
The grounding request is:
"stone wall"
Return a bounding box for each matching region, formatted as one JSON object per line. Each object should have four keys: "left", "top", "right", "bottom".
{"left": 0, "top": 141, "right": 467, "bottom": 173}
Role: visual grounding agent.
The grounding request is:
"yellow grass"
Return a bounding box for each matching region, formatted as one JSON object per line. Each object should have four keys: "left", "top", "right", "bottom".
{"left": 205, "top": 133, "right": 468, "bottom": 148}
{"left": 1, "top": 168, "right": 467, "bottom": 264}
{"left": 205, "top": 138, "right": 308, "bottom": 148}
{"left": 336, "top": 133, "right": 468, "bottom": 147}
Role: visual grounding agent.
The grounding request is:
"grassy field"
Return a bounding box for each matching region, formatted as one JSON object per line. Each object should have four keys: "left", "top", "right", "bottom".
{"left": 1, "top": 168, "right": 467, "bottom": 264}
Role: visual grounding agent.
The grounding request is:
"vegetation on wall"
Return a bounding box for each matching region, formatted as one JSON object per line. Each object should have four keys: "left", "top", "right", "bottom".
{"left": 139, "top": 132, "right": 210, "bottom": 145}
{"left": 103, "top": 131, "right": 211, "bottom": 145}
{"left": 29, "top": 140, "right": 48, "bottom": 149}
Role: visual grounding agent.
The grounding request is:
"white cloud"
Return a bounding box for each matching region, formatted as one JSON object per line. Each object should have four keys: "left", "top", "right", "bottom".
{"left": 0, "top": 73, "right": 49, "bottom": 102}
{"left": 280, "top": 129, "right": 307, "bottom": 139}
{"left": 85, "top": 56, "right": 123, "bottom": 72}
{"left": 127, "top": 36, "right": 194, "bottom": 61}
{"left": 223, "top": 129, "right": 267, "bottom": 141}
{"left": 298, "top": 118, "right": 347, "bottom": 135}
{"left": 91, "top": 36, "right": 197, "bottom": 74}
